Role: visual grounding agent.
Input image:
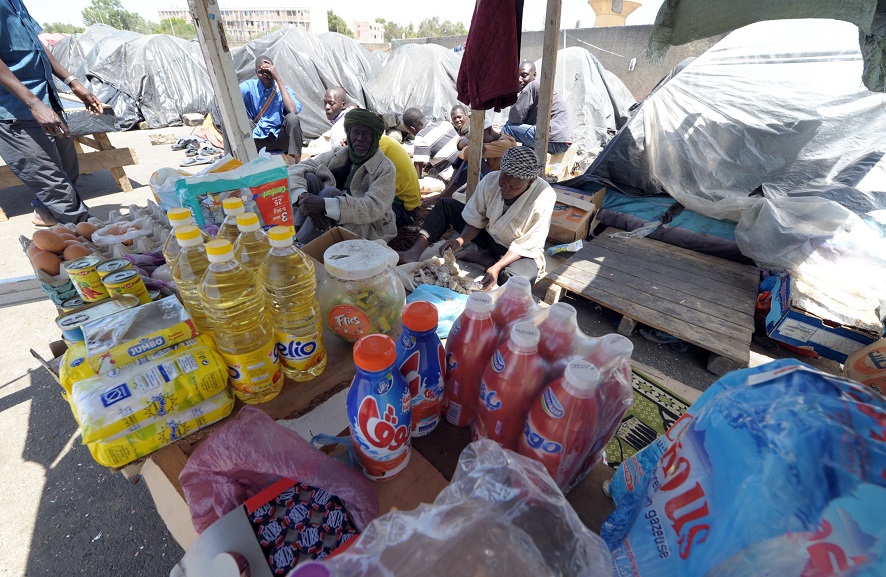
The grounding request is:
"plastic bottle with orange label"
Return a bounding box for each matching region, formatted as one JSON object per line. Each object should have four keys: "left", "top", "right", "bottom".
{"left": 199, "top": 239, "right": 283, "bottom": 404}
{"left": 395, "top": 301, "right": 445, "bottom": 437}
{"left": 347, "top": 334, "right": 411, "bottom": 481}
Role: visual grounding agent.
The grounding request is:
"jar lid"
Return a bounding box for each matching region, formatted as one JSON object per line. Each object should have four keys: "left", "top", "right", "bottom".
{"left": 402, "top": 301, "right": 438, "bottom": 332}
{"left": 323, "top": 240, "right": 389, "bottom": 280}
{"left": 353, "top": 334, "right": 397, "bottom": 372}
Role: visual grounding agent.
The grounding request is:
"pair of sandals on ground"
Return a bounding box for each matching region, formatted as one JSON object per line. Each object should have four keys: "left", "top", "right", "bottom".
{"left": 171, "top": 136, "right": 223, "bottom": 167}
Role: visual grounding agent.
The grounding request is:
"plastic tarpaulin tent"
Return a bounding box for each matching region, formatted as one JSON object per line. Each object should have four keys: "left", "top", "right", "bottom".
{"left": 86, "top": 35, "right": 213, "bottom": 130}
{"left": 233, "top": 29, "right": 381, "bottom": 139}
{"left": 366, "top": 44, "right": 462, "bottom": 122}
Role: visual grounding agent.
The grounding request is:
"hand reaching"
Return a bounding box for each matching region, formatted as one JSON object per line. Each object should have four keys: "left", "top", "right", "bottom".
{"left": 30, "top": 101, "right": 69, "bottom": 138}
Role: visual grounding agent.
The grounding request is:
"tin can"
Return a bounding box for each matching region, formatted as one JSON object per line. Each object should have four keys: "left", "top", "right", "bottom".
{"left": 95, "top": 258, "right": 132, "bottom": 278}
{"left": 55, "top": 295, "right": 140, "bottom": 342}
{"left": 102, "top": 269, "right": 151, "bottom": 305}
{"left": 60, "top": 296, "right": 87, "bottom": 312}
{"left": 64, "top": 255, "right": 107, "bottom": 302}
{"left": 148, "top": 289, "right": 161, "bottom": 301}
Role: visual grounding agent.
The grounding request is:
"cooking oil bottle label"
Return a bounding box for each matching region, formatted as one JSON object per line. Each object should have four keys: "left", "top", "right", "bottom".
{"left": 275, "top": 321, "right": 326, "bottom": 372}
{"left": 221, "top": 340, "right": 282, "bottom": 394}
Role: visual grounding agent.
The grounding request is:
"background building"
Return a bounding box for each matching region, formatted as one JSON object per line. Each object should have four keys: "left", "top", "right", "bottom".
{"left": 158, "top": 2, "right": 329, "bottom": 43}
{"left": 350, "top": 21, "right": 384, "bottom": 43}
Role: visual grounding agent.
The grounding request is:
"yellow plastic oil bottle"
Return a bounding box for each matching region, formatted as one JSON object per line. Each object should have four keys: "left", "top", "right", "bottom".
{"left": 163, "top": 208, "right": 210, "bottom": 268}
{"left": 217, "top": 197, "right": 245, "bottom": 245}
{"left": 169, "top": 225, "right": 214, "bottom": 338}
{"left": 200, "top": 239, "right": 283, "bottom": 404}
{"left": 259, "top": 226, "right": 327, "bottom": 381}
{"left": 232, "top": 212, "right": 270, "bottom": 273}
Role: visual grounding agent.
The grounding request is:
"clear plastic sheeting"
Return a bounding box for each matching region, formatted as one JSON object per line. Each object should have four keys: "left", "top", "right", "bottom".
{"left": 88, "top": 35, "right": 213, "bottom": 130}
{"left": 366, "top": 44, "right": 462, "bottom": 122}
{"left": 321, "top": 440, "right": 614, "bottom": 577}
{"left": 233, "top": 29, "right": 381, "bottom": 139}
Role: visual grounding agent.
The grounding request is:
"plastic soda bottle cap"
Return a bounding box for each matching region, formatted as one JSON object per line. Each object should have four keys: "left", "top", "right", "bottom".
{"left": 564, "top": 360, "right": 602, "bottom": 392}
{"left": 235, "top": 211, "right": 261, "bottom": 232}
{"left": 548, "top": 302, "right": 577, "bottom": 322}
{"left": 205, "top": 239, "right": 235, "bottom": 263}
{"left": 510, "top": 321, "right": 540, "bottom": 349}
{"left": 601, "top": 333, "right": 634, "bottom": 358}
{"left": 222, "top": 197, "right": 245, "bottom": 216}
{"left": 504, "top": 276, "right": 531, "bottom": 293}
{"left": 402, "top": 301, "right": 438, "bottom": 332}
{"left": 353, "top": 334, "right": 397, "bottom": 372}
{"left": 175, "top": 225, "right": 203, "bottom": 246}
{"left": 465, "top": 292, "right": 494, "bottom": 315}
{"left": 268, "top": 226, "right": 294, "bottom": 248}
{"left": 167, "top": 208, "right": 194, "bottom": 227}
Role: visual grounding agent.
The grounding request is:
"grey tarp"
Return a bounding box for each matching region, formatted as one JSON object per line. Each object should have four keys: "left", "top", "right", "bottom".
{"left": 366, "top": 44, "right": 461, "bottom": 122}
{"left": 86, "top": 35, "right": 213, "bottom": 130}
{"left": 233, "top": 29, "right": 380, "bottom": 139}
{"left": 648, "top": 0, "right": 886, "bottom": 92}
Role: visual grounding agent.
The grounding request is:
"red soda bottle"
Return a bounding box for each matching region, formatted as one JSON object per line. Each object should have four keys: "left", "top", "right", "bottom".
{"left": 491, "top": 276, "right": 534, "bottom": 330}
{"left": 517, "top": 360, "right": 602, "bottom": 488}
{"left": 538, "top": 302, "right": 578, "bottom": 362}
{"left": 473, "top": 322, "right": 545, "bottom": 450}
{"left": 587, "top": 334, "right": 634, "bottom": 460}
{"left": 442, "top": 293, "right": 499, "bottom": 427}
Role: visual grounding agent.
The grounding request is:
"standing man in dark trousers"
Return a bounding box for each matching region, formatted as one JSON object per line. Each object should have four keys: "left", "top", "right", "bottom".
{"left": 240, "top": 55, "right": 304, "bottom": 163}
{"left": 0, "top": 0, "right": 102, "bottom": 226}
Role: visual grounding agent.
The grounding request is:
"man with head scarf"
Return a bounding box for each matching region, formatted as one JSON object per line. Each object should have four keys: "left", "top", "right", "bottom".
{"left": 289, "top": 109, "right": 397, "bottom": 243}
{"left": 398, "top": 147, "right": 556, "bottom": 289}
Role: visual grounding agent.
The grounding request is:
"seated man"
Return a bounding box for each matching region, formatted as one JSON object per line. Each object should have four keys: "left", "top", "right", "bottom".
{"left": 441, "top": 117, "right": 517, "bottom": 198}
{"left": 240, "top": 56, "right": 304, "bottom": 160}
{"left": 289, "top": 109, "right": 397, "bottom": 243}
{"left": 322, "top": 88, "right": 420, "bottom": 226}
{"left": 402, "top": 107, "right": 461, "bottom": 182}
{"left": 399, "top": 147, "right": 556, "bottom": 290}
{"left": 502, "top": 61, "right": 573, "bottom": 155}
{"left": 450, "top": 104, "right": 469, "bottom": 137}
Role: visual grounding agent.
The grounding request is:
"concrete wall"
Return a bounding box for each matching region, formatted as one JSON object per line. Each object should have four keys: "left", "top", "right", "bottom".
{"left": 396, "top": 26, "right": 725, "bottom": 101}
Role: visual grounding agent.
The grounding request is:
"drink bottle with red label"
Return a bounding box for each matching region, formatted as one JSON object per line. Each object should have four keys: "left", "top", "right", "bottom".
{"left": 585, "top": 333, "right": 634, "bottom": 466}
{"left": 517, "top": 360, "right": 602, "bottom": 488}
{"left": 347, "top": 334, "right": 411, "bottom": 481}
{"left": 396, "top": 301, "right": 445, "bottom": 437}
{"left": 442, "top": 292, "right": 499, "bottom": 427}
{"left": 537, "top": 302, "right": 579, "bottom": 362}
{"left": 491, "top": 276, "right": 534, "bottom": 330}
{"left": 473, "top": 322, "right": 545, "bottom": 450}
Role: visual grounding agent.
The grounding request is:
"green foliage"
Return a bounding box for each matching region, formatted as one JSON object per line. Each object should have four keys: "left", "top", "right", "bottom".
{"left": 152, "top": 17, "right": 196, "bottom": 39}
{"left": 416, "top": 17, "right": 467, "bottom": 38}
{"left": 327, "top": 10, "right": 354, "bottom": 38}
{"left": 81, "top": 0, "right": 152, "bottom": 33}
{"left": 42, "top": 22, "right": 85, "bottom": 34}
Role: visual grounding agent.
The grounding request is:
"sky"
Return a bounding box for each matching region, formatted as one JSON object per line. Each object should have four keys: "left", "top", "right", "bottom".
{"left": 24, "top": 0, "right": 665, "bottom": 32}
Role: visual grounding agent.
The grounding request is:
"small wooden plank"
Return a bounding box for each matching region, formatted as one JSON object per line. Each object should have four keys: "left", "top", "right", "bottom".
{"left": 148, "top": 445, "right": 191, "bottom": 502}
{"left": 594, "top": 228, "right": 760, "bottom": 287}
{"left": 466, "top": 109, "right": 485, "bottom": 200}
{"left": 551, "top": 265, "right": 751, "bottom": 343}
{"left": 617, "top": 316, "right": 637, "bottom": 335}
{"left": 549, "top": 267, "right": 749, "bottom": 363}
{"left": 534, "top": 0, "right": 563, "bottom": 167}
{"left": 92, "top": 133, "right": 134, "bottom": 192}
{"left": 560, "top": 256, "right": 756, "bottom": 331}
{"left": 706, "top": 353, "right": 743, "bottom": 376}
{"left": 74, "top": 135, "right": 101, "bottom": 150}
{"left": 544, "top": 283, "right": 563, "bottom": 305}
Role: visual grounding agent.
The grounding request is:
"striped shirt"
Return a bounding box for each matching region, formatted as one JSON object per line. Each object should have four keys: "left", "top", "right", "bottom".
{"left": 413, "top": 120, "right": 461, "bottom": 171}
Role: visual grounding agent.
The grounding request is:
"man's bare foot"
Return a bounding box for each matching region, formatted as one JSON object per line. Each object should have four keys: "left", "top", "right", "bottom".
{"left": 459, "top": 249, "right": 496, "bottom": 268}
{"left": 398, "top": 248, "right": 424, "bottom": 265}
{"left": 282, "top": 153, "right": 301, "bottom": 166}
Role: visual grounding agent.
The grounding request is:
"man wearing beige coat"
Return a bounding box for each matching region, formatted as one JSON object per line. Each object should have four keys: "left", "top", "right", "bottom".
{"left": 288, "top": 109, "right": 397, "bottom": 243}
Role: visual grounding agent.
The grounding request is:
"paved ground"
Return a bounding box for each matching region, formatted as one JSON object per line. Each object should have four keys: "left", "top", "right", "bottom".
{"left": 0, "top": 126, "right": 840, "bottom": 577}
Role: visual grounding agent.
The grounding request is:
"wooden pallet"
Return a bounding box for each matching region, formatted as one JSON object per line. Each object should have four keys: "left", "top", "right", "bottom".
{"left": 545, "top": 228, "right": 759, "bottom": 375}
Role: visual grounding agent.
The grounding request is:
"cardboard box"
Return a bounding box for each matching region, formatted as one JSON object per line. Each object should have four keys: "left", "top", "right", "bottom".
{"left": 843, "top": 338, "right": 886, "bottom": 394}
{"left": 548, "top": 187, "right": 605, "bottom": 244}
{"left": 300, "top": 226, "right": 360, "bottom": 262}
{"left": 765, "top": 275, "right": 881, "bottom": 363}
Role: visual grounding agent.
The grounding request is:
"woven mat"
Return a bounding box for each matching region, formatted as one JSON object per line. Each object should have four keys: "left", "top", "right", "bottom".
{"left": 604, "top": 366, "right": 692, "bottom": 468}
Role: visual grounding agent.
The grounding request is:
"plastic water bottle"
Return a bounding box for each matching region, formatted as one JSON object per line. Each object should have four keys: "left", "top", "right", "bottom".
{"left": 259, "top": 226, "right": 326, "bottom": 381}
{"left": 347, "top": 334, "right": 411, "bottom": 481}
{"left": 232, "top": 212, "right": 270, "bottom": 273}
{"left": 442, "top": 292, "right": 499, "bottom": 427}
{"left": 396, "top": 301, "right": 445, "bottom": 437}
{"left": 492, "top": 276, "right": 534, "bottom": 331}
{"left": 473, "top": 322, "right": 545, "bottom": 450}
{"left": 517, "top": 360, "right": 603, "bottom": 488}
{"left": 162, "top": 207, "right": 195, "bottom": 268}
{"left": 217, "top": 197, "right": 245, "bottom": 245}
{"left": 169, "top": 225, "right": 213, "bottom": 338}
{"left": 200, "top": 239, "right": 283, "bottom": 404}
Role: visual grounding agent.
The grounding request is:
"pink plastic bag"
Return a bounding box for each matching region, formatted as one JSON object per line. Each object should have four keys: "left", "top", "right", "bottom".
{"left": 179, "top": 406, "right": 379, "bottom": 533}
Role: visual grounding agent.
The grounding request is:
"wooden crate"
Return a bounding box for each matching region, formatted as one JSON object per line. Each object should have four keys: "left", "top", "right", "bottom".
{"left": 545, "top": 228, "right": 759, "bottom": 375}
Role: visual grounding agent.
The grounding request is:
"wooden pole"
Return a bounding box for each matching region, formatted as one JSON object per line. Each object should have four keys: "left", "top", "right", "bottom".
{"left": 534, "top": 0, "right": 563, "bottom": 173}
{"left": 465, "top": 109, "right": 486, "bottom": 200}
{"left": 188, "top": 0, "right": 257, "bottom": 163}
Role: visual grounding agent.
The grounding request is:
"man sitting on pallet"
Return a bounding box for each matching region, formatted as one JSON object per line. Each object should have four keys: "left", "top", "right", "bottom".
{"left": 398, "top": 147, "right": 555, "bottom": 290}
{"left": 502, "top": 61, "right": 573, "bottom": 155}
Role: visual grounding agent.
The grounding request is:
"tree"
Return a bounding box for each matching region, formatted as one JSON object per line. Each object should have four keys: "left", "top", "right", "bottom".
{"left": 42, "top": 22, "right": 85, "bottom": 34}
{"left": 82, "top": 0, "right": 151, "bottom": 33}
{"left": 152, "top": 17, "right": 196, "bottom": 40}
{"left": 327, "top": 10, "right": 353, "bottom": 38}
{"left": 417, "top": 17, "right": 467, "bottom": 38}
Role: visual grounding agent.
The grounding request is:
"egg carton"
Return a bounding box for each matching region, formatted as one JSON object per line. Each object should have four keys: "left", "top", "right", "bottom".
{"left": 86, "top": 200, "right": 169, "bottom": 260}
{"left": 19, "top": 236, "right": 79, "bottom": 305}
